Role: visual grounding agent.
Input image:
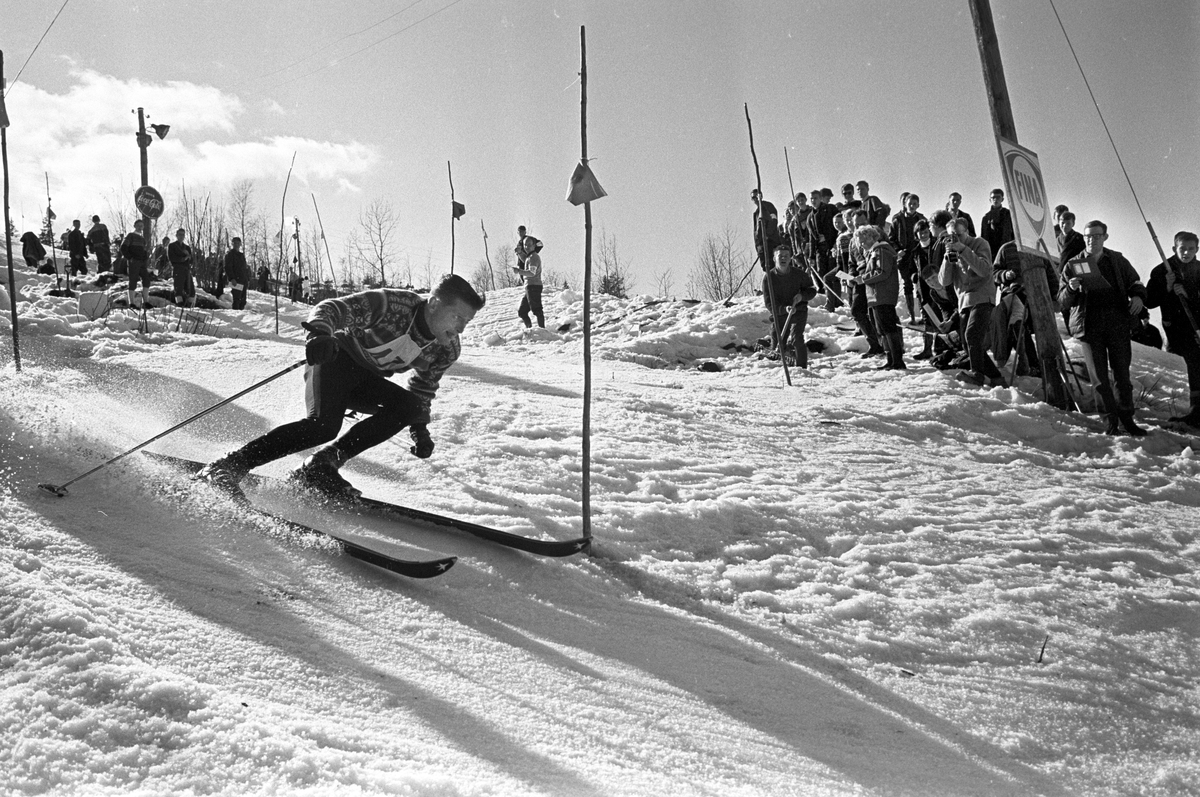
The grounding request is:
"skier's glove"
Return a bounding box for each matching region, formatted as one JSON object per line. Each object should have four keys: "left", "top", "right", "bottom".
{"left": 305, "top": 334, "right": 339, "bottom": 365}
{"left": 409, "top": 425, "right": 434, "bottom": 459}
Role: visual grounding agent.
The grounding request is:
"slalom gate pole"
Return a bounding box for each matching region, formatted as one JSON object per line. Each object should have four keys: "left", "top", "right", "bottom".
{"left": 745, "top": 104, "right": 790, "bottom": 386}
{"left": 38, "top": 358, "right": 307, "bottom": 496}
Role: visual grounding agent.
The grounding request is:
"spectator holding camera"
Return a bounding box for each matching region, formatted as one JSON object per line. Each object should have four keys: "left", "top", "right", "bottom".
{"left": 939, "top": 215, "right": 1003, "bottom": 387}
{"left": 1146, "top": 230, "right": 1200, "bottom": 426}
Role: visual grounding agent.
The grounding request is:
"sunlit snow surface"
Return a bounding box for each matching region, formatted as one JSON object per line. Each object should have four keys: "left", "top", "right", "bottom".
{"left": 2, "top": 262, "right": 1198, "bottom": 796}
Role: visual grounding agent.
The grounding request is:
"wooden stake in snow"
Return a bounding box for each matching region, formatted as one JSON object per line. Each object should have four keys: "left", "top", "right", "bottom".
{"left": 745, "top": 104, "right": 790, "bottom": 386}
{"left": 1, "top": 50, "right": 20, "bottom": 371}
{"left": 276, "top": 151, "right": 297, "bottom": 335}
{"left": 448, "top": 161, "right": 456, "bottom": 275}
{"left": 480, "top": 220, "right": 496, "bottom": 291}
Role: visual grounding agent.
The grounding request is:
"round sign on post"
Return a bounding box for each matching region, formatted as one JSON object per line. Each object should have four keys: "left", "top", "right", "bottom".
{"left": 134, "top": 185, "right": 165, "bottom": 220}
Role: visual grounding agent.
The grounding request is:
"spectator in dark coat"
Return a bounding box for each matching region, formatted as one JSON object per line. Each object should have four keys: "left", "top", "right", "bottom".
{"left": 858, "top": 225, "right": 905, "bottom": 371}
{"left": 168, "top": 228, "right": 196, "bottom": 307}
{"left": 1145, "top": 230, "right": 1200, "bottom": 426}
{"left": 946, "top": 192, "right": 976, "bottom": 237}
{"left": 889, "top": 193, "right": 926, "bottom": 321}
{"left": 751, "top": 188, "right": 781, "bottom": 270}
{"left": 224, "top": 237, "right": 252, "bottom": 310}
{"left": 67, "top": 220, "right": 89, "bottom": 276}
{"left": 257, "top": 265, "right": 272, "bottom": 293}
{"left": 1059, "top": 220, "right": 1148, "bottom": 436}
{"left": 86, "top": 216, "right": 112, "bottom": 272}
{"left": 762, "top": 243, "right": 817, "bottom": 369}
{"left": 980, "top": 188, "right": 1015, "bottom": 261}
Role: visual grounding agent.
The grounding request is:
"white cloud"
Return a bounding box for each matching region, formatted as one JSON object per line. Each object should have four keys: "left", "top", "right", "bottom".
{"left": 3, "top": 71, "right": 378, "bottom": 231}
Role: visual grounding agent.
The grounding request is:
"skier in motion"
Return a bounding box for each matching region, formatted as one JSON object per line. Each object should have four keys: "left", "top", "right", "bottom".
{"left": 196, "top": 274, "right": 486, "bottom": 499}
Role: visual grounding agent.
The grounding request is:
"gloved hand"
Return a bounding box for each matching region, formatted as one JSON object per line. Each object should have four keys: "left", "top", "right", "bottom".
{"left": 305, "top": 334, "right": 339, "bottom": 365}
{"left": 409, "top": 424, "right": 434, "bottom": 459}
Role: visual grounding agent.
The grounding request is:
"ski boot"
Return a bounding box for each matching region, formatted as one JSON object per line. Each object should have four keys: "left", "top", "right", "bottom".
{"left": 193, "top": 455, "right": 250, "bottom": 502}
{"left": 290, "top": 446, "right": 362, "bottom": 502}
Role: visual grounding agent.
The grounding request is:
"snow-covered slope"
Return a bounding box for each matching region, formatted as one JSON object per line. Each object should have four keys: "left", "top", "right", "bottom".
{"left": 2, "top": 259, "right": 1197, "bottom": 796}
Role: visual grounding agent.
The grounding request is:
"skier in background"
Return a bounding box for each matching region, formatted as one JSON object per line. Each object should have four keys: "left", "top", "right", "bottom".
{"left": 513, "top": 236, "right": 545, "bottom": 329}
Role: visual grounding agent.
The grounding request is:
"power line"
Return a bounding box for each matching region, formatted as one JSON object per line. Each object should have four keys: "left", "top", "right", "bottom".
{"left": 6, "top": 0, "right": 71, "bottom": 96}
{"left": 277, "top": 0, "right": 467, "bottom": 88}
{"left": 250, "top": 0, "right": 430, "bottom": 85}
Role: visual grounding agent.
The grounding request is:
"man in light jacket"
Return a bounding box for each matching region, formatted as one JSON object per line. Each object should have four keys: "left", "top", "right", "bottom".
{"left": 938, "top": 214, "right": 1003, "bottom": 387}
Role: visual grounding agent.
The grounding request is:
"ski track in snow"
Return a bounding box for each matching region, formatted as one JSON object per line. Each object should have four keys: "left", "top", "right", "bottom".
{"left": 2, "top": 264, "right": 1198, "bottom": 796}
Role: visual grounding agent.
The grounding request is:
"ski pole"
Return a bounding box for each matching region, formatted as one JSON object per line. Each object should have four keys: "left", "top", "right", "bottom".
{"left": 39, "top": 358, "right": 307, "bottom": 497}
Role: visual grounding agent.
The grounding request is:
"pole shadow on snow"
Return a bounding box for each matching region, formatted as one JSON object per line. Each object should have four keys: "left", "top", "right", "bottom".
{"left": 448, "top": 360, "right": 581, "bottom": 399}
{"left": 16, "top": 447, "right": 605, "bottom": 796}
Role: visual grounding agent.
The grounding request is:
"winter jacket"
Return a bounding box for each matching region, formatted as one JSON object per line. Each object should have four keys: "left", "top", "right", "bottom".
{"left": 224, "top": 249, "right": 251, "bottom": 288}
{"left": 20, "top": 232, "right": 46, "bottom": 263}
{"left": 980, "top": 207, "right": 1015, "bottom": 262}
{"left": 889, "top": 210, "right": 927, "bottom": 269}
{"left": 303, "top": 289, "right": 462, "bottom": 425}
{"left": 752, "top": 200, "right": 781, "bottom": 258}
{"left": 1145, "top": 255, "right": 1200, "bottom": 351}
{"left": 808, "top": 203, "right": 839, "bottom": 257}
{"left": 120, "top": 231, "right": 148, "bottom": 262}
{"left": 1058, "top": 248, "right": 1145, "bottom": 341}
{"left": 1057, "top": 229, "right": 1085, "bottom": 265}
{"left": 861, "top": 241, "right": 900, "bottom": 307}
{"left": 860, "top": 195, "right": 890, "bottom": 227}
{"left": 86, "top": 223, "right": 110, "bottom": 252}
{"left": 168, "top": 240, "right": 193, "bottom": 268}
{"left": 762, "top": 264, "right": 816, "bottom": 316}
{"left": 938, "top": 234, "right": 995, "bottom": 310}
{"left": 67, "top": 229, "right": 88, "bottom": 257}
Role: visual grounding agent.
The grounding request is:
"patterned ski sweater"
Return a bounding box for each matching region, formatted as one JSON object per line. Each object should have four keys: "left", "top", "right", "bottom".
{"left": 304, "top": 289, "right": 460, "bottom": 425}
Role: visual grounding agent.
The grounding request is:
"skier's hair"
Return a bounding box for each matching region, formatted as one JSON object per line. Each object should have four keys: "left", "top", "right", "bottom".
{"left": 1061, "top": 212, "right": 1076, "bottom": 223}
{"left": 433, "top": 273, "right": 486, "bottom": 310}
{"left": 854, "top": 225, "right": 881, "bottom": 247}
{"left": 907, "top": 193, "right": 920, "bottom": 204}
{"left": 1084, "top": 220, "right": 1107, "bottom": 234}
{"left": 1175, "top": 231, "right": 1199, "bottom": 247}
{"left": 930, "top": 209, "right": 954, "bottom": 229}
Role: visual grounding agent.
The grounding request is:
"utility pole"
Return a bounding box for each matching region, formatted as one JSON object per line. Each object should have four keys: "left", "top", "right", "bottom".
{"left": 968, "top": 0, "right": 1071, "bottom": 409}
{"left": 135, "top": 108, "right": 152, "bottom": 243}
{"left": 2, "top": 49, "right": 21, "bottom": 371}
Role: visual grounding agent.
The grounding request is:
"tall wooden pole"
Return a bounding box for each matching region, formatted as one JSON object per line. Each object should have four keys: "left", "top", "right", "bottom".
{"left": 447, "top": 161, "right": 456, "bottom": 275}
{"left": 2, "top": 50, "right": 21, "bottom": 371}
{"left": 480, "top": 220, "right": 496, "bottom": 290}
{"left": 580, "top": 26, "right": 592, "bottom": 540}
{"left": 745, "top": 104, "right": 791, "bottom": 386}
{"left": 968, "top": 0, "right": 1070, "bottom": 409}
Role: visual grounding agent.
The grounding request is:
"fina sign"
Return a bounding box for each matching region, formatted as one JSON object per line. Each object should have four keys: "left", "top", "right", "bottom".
{"left": 997, "top": 137, "right": 1054, "bottom": 257}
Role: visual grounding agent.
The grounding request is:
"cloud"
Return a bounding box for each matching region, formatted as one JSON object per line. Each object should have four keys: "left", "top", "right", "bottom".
{"left": 3, "top": 71, "right": 379, "bottom": 230}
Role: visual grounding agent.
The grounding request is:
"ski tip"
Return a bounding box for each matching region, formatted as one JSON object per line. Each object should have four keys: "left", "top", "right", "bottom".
{"left": 38, "top": 483, "right": 69, "bottom": 497}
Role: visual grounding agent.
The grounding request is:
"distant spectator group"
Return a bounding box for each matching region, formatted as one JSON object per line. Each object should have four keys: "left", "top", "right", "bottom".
{"left": 755, "top": 181, "right": 1200, "bottom": 435}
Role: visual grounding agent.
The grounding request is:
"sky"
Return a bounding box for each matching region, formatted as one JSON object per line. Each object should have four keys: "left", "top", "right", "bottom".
{"left": 3, "top": 0, "right": 1198, "bottom": 292}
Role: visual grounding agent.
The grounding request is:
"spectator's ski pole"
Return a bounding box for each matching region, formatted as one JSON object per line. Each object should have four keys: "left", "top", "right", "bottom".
{"left": 38, "top": 358, "right": 306, "bottom": 496}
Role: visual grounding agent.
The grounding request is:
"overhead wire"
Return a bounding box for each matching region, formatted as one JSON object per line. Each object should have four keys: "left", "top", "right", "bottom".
{"left": 250, "top": 0, "right": 430, "bottom": 84}
{"left": 276, "top": 0, "right": 467, "bottom": 88}
{"left": 6, "top": 0, "right": 72, "bottom": 96}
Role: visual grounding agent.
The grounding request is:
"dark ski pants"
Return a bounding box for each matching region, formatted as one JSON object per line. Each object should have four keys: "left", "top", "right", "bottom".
{"left": 232, "top": 350, "right": 424, "bottom": 470}
{"left": 771, "top": 304, "right": 809, "bottom": 368}
{"left": 1080, "top": 326, "right": 1134, "bottom": 416}
{"left": 851, "top": 283, "right": 882, "bottom": 352}
{"left": 231, "top": 287, "right": 247, "bottom": 310}
{"left": 95, "top": 246, "right": 111, "bottom": 272}
{"left": 519, "top": 285, "right": 545, "bottom": 328}
{"left": 871, "top": 304, "right": 904, "bottom": 366}
{"left": 963, "top": 302, "right": 1004, "bottom": 381}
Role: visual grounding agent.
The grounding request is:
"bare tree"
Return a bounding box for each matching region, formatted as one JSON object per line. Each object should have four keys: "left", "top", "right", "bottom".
{"left": 652, "top": 266, "right": 675, "bottom": 298}
{"left": 595, "top": 228, "right": 631, "bottom": 298}
{"left": 228, "top": 179, "right": 255, "bottom": 244}
{"left": 686, "top": 226, "right": 751, "bottom": 301}
{"left": 353, "top": 198, "right": 400, "bottom": 287}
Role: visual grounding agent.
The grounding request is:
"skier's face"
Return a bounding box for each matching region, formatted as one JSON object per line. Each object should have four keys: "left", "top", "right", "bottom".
{"left": 426, "top": 296, "right": 477, "bottom": 344}
{"left": 1175, "top": 240, "right": 1198, "bottom": 264}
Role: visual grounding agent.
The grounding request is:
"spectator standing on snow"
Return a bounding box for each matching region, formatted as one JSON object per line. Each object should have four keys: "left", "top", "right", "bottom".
{"left": 224, "top": 237, "right": 251, "bottom": 311}
{"left": 980, "top": 188, "right": 1015, "bottom": 261}
{"left": 939, "top": 216, "right": 1004, "bottom": 388}
{"left": 512, "top": 236, "right": 545, "bottom": 329}
{"left": 751, "top": 188, "right": 781, "bottom": 271}
{"left": 1057, "top": 211, "right": 1085, "bottom": 265}
{"left": 256, "top": 265, "right": 271, "bottom": 293}
{"left": 946, "top": 192, "right": 976, "bottom": 237}
{"left": 514, "top": 225, "right": 543, "bottom": 269}
{"left": 889, "top": 193, "right": 926, "bottom": 321}
{"left": 1058, "top": 219, "right": 1147, "bottom": 436}
{"left": 762, "top": 242, "right": 817, "bottom": 368}
{"left": 855, "top": 180, "right": 890, "bottom": 227}
{"left": 87, "top": 215, "right": 112, "bottom": 273}
{"left": 120, "top": 219, "right": 152, "bottom": 309}
{"left": 153, "top": 236, "right": 171, "bottom": 280}
{"left": 857, "top": 225, "right": 906, "bottom": 371}
{"left": 1145, "top": 230, "right": 1200, "bottom": 427}
{"left": 168, "top": 228, "right": 196, "bottom": 307}
{"left": 195, "top": 275, "right": 486, "bottom": 500}
{"left": 846, "top": 209, "right": 885, "bottom": 359}
{"left": 914, "top": 215, "right": 959, "bottom": 361}
{"left": 67, "top": 220, "right": 88, "bottom": 276}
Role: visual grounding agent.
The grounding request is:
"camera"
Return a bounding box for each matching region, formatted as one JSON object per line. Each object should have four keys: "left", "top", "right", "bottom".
{"left": 946, "top": 249, "right": 959, "bottom": 263}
